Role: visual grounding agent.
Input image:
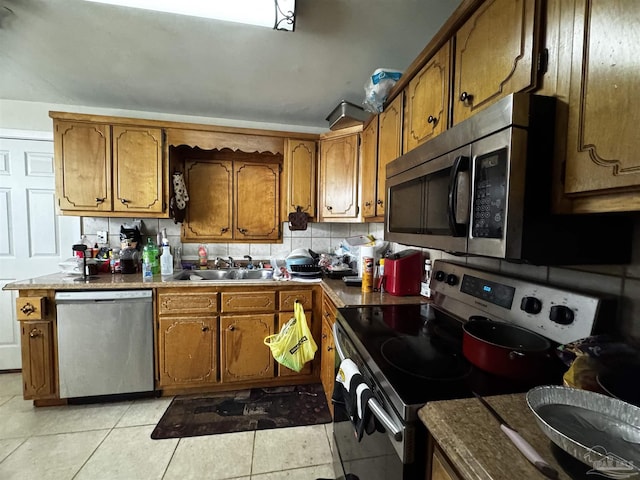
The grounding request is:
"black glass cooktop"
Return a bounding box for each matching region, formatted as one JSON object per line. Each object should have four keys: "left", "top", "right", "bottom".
{"left": 337, "top": 304, "right": 562, "bottom": 416}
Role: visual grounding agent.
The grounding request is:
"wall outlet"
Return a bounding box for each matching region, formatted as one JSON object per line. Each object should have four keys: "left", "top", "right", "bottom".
{"left": 97, "top": 230, "right": 108, "bottom": 244}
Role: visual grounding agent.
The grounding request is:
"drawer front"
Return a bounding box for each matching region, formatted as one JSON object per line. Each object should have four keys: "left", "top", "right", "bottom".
{"left": 278, "top": 289, "right": 313, "bottom": 311}
{"left": 16, "top": 297, "right": 46, "bottom": 320}
{"left": 158, "top": 292, "right": 218, "bottom": 315}
{"left": 220, "top": 291, "right": 276, "bottom": 313}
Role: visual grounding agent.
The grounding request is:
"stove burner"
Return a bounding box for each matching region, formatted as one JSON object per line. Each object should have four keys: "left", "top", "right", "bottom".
{"left": 380, "top": 336, "right": 472, "bottom": 380}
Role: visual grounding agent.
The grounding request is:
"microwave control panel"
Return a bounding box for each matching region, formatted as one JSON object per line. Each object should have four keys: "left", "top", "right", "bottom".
{"left": 472, "top": 148, "right": 507, "bottom": 239}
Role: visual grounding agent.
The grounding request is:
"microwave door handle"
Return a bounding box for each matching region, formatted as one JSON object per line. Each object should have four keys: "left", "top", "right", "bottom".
{"left": 448, "top": 155, "right": 470, "bottom": 236}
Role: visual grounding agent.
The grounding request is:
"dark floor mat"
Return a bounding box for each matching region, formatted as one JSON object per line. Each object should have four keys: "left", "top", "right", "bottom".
{"left": 151, "top": 383, "right": 331, "bottom": 440}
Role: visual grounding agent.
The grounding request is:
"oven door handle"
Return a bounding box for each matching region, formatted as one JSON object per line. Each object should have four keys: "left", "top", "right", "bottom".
{"left": 332, "top": 322, "right": 403, "bottom": 442}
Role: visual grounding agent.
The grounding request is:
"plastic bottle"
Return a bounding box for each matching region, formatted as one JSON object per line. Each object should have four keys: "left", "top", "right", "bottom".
{"left": 420, "top": 259, "right": 432, "bottom": 298}
{"left": 198, "top": 244, "right": 208, "bottom": 268}
{"left": 160, "top": 245, "right": 174, "bottom": 276}
{"left": 143, "top": 237, "right": 160, "bottom": 275}
{"left": 173, "top": 246, "right": 182, "bottom": 271}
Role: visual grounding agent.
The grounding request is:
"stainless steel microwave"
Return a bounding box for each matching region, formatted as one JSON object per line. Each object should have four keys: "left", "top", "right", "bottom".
{"left": 385, "top": 93, "right": 631, "bottom": 265}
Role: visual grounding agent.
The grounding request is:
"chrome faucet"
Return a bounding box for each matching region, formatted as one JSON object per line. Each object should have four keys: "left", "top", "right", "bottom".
{"left": 244, "top": 255, "right": 254, "bottom": 269}
{"left": 228, "top": 256, "right": 235, "bottom": 268}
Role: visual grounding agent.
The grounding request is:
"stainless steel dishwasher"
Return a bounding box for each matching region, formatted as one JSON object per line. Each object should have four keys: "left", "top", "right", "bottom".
{"left": 55, "top": 290, "right": 154, "bottom": 398}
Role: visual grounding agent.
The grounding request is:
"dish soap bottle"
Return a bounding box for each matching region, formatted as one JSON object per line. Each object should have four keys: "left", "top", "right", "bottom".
{"left": 143, "top": 237, "right": 160, "bottom": 275}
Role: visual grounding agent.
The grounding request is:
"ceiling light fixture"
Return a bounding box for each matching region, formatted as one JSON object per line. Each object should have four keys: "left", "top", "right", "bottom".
{"left": 81, "top": 0, "right": 296, "bottom": 31}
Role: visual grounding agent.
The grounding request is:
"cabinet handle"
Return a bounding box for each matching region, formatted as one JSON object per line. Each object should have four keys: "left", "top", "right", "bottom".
{"left": 322, "top": 333, "right": 327, "bottom": 340}
{"left": 377, "top": 199, "right": 383, "bottom": 206}
{"left": 238, "top": 228, "right": 248, "bottom": 234}
{"left": 202, "top": 326, "right": 209, "bottom": 332}
{"left": 365, "top": 201, "right": 372, "bottom": 207}
{"left": 228, "top": 325, "right": 235, "bottom": 331}
{"left": 120, "top": 198, "right": 130, "bottom": 204}
{"left": 327, "top": 345, "right": 334, "bottom": 352}
{"left": 427, "top": 115, "right": 437, "bottom": 124}
{"left": 95, "top": 197, "right": 105, "bottom": 204}
{"left": 326, "top": 206, "right": 333, "bottom": 211}
{"left": 29, "top": 328, "right": 40, "bottom": 338}
{"left": 221, "top": 227, "right": 229, "bottom": 234}
{"left": 20, "top": 303, "right": 36, "bottom": 316}
{"left": 459, "top": 91, "right": 473, "bottom": 103}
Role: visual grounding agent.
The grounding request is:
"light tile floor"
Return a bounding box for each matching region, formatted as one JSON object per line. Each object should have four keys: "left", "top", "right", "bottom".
{"left": 0, "top": 373, "right": 335, "bottom": 479}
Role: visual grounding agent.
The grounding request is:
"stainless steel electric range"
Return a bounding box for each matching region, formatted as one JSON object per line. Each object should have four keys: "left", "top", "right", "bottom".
{"left": 331, "top": 260, "right": 614, "bottom": 480}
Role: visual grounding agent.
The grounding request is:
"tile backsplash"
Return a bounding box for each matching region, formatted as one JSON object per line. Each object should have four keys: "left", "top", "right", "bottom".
{"left": 81, "top": 216, "right": 640, "bottom": 343}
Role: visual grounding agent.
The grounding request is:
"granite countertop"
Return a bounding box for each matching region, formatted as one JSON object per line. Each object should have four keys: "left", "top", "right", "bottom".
{"left": 419, "top": 394, "right": 574, "bottom": 480}
{"left": 3, "top": 273, "right": 428, "bottom": 308}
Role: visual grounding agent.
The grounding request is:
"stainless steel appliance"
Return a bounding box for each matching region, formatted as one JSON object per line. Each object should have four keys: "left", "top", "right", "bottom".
{"left": 385, "top": 93, "right": 632, "bottom": 265}
{"left": 56, "top": 290, "right": 154, "bottom": 398}
{"left": 331, "top": 260, "right": 612, "bottom": 480}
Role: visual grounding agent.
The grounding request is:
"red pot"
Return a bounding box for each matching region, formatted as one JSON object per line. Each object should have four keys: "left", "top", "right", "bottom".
{"left": 462, "top": 316, "right": 552, "bottom": 379}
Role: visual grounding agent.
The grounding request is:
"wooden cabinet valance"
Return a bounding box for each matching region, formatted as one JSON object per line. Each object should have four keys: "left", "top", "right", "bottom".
{"left": 166, "top": 128, "right": 285, "bottom": 155}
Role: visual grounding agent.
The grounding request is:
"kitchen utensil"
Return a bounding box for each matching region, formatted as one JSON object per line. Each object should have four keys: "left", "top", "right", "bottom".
{"left": 285, "top": 248, "right": 321, "bottom": 276}
{"left": 527, "top": 386, "right": 640, "bottom": 476}
{"left": 596, "top": 361, "right": 640, "bottom": 407}
{"left": 462, "top": 316, "right": 552, "bottom": 379}
{"left": 473, "top": 392, "right": 559, "bottom": 479}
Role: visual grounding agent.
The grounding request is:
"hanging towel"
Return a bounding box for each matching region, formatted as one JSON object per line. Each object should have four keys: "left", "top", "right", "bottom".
{"left": 333, "top": 358, "right": 375, "bottom": 441}
{"left": 170, "top": 172, "right": 189, "bottom": 224}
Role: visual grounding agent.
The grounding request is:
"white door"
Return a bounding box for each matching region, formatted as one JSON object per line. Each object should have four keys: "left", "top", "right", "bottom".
{"left": 0, "top": 130, "right": 80, "bottom": 370}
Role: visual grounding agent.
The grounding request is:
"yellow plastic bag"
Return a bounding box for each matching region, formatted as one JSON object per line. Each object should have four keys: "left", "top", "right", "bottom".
{"left": 264, "top": 301, "right": 317, "bottom": 372}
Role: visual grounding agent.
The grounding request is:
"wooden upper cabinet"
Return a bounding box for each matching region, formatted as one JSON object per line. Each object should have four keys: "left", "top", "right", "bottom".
{"left": 376, "top": 94, "right": 403, "bottom": 218}
{"left": 235, "top": 161, "right": 280, "bottom": 241}
{"left": 452, "top": 0, "right": 540, "bottom": 125}
{"left": 54, "top": 121, "right": 111, "bottom": 212}
{"left": 283, "top": 139, "right": 316, "bottom": 219}
{"left": 564, "top": 0, "right": 640, "bottom": 212}
{"left": 318, "top": 128, "right": 361, "bottom": 221}
{"left": 360, "top": 116, "right": 379, "bottom": 219}
{"left": 182, "top": 159, "right": 233, "bottom": 242}
{"left": 112, "top": 126, "right": 164, "bottom": 214}
{"left": 404, "top": 42, "right": 450, "bottom": 152}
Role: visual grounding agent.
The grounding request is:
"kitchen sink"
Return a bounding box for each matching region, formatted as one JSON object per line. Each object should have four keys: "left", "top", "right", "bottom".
{"left": 172, "top": 268, "right": 274, "bottom": 281}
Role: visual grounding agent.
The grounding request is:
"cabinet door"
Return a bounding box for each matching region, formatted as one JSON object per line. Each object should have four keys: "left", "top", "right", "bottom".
{"left": 278, "top": 289, "right": 313, "bottom": 312}
{"left": 283, "top": 139, "right": 316, "bottom": 218}
{"left": 361, "top": 116, "right": 379, "bottom": 219}
{"left": 220, "top": 314, "right": 274, "bottom": 382}
{"left": 319, "top": 133, "right": 360, "bottom": 220}
{"left": 54, "top": 120, "right": 111, "bottom": 212}
{"left": 20, "top": 321, "right": 55, "bottom": 399}
{"left": 404, "top": 43, "right": 450, "bottom": 152}
{"left": 182, "top": 159, "right": 233, "bottom": 242}
{"left": 220, "top": 291, "right": 276, "bottom": 313}
{"left": 564, "top": 0, "right": 640, "bottom": 209}
{"left": 376, "top": 94, "right": 403, "bottom": 217}
{"left": 452, "top": 0, "right": 540, "bottom": 125}
{"left": 113, "top": 126, "right": 165, "bottom": 214}
{"left": 431, "top": 446, "right": 461, "bottom": 480}
{"left": 276, "top": 311, "right": 313, "bottom": 377}
{"left": 320, "top": 305, "right": 336, "bottom": 417}
{"left": 235, "top": 161, "right": 280, "bottom": 241}
{"left": 158, "top": 317, "right": 217, "bottom": 387}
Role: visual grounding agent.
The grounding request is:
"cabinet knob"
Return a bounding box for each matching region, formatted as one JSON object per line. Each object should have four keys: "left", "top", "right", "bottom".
{"left": 120, "top": 198, "right": 130, "bottom": 204}
{"left": 95, "top": 197, "right": 105, "bottom": 204}
{"left": 20, "top": 303, "right": 36, "bottom": 316}
{"left": 322, "top": 333, "right": 327, "bottom": 340}
{"left": 220, "top": 227, "right": 229, "bottom": 234}
{"left": 326, "top": 205, "right": 333, "bottom": 211}
{"left": 29, "top": 328, "right": 40, "bottom": 338}
{"left": 459, "top": 91, "right": 473, "bottom": 102}
{"left": 365, "top": 201, "right": 372, "bottom": 207}
{"left": 202, "top": 326, "right": 210, "bottom": 332}
{"left": 327, "top": 346, "right": 334, "bottom": 352}
{"left": 427, "top": 115, "right": 437, "bottom": 124}
{"left": 238, "top": 228, "right": 247, "bottom": 234}
{"left": 228, "top": 325, "right": 235, "bottom": 331}
{"left": 376, "top": 199, "right": 383, "bottom": 205}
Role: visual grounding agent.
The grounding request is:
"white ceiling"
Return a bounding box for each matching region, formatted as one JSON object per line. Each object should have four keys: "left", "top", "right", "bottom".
{"left": 0, "top": 0, "right": 461, "bottom": 130}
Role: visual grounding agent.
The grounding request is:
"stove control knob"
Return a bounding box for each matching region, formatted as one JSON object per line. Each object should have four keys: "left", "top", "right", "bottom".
{"left": 520, "top": 296, "right": 542, "bottom": 314}
{"left": 549, "top": 305, "right": 575, "bottom": 325}
{"left": 445, "top": 274, "right": 459, "bottom": 286}
{"left": 434, "top": 270, "right": 446, "bottom": 282}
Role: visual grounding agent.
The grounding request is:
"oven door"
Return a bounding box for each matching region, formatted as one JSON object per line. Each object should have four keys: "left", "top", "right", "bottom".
{"left": 331, "top": 323, "right": 424, "bottom": 480}
{"left": 385, "top": 145, "right": 471, "bottom": 254}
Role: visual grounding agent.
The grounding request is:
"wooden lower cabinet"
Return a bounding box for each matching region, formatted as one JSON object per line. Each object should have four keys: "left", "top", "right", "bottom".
{"left": 220, "top": 314, "right": 275, "bottom": 383}
{"left": 20, "top": 320, "right": 55, "bottom": 399}
{"left": 157, "top": 317, "right": 217, "bottom": 387}
{"left": 320, "top": 295, "right": 337, "bottom": 416}
{"left": 428, "top": 436, "right": 461, "bottom": 480}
